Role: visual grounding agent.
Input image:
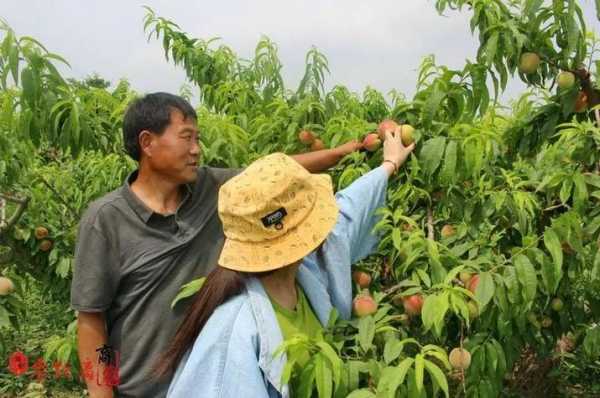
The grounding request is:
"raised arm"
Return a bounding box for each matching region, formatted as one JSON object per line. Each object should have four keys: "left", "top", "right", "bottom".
{"left": 335, "top": 128, "right": 415, "bottom": 261}
{"left": 290, "top": 140, "right": 363, "bottom": 173}
{"left": 300, "top": 128, "right": 415, "bottom": 319}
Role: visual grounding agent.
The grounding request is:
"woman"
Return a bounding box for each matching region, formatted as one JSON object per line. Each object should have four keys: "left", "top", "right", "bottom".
{"left": 159, "top": 129, "right": 414, "bottom": 397}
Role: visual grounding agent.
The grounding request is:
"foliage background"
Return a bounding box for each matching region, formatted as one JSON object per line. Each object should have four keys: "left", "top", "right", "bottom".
{"left": 1, "top": 1, "right": 600, "bottom": 396}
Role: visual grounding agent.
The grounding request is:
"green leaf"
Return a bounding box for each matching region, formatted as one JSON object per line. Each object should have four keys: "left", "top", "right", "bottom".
{"left": 171, "top": 277, "right": 206, "bottom": 308}
{"left": 392, "top": 228, "right": 402, "bottom": 251}
{"left": 426, "top": 239, "right": 446, "bottom": 283}
{"left": 543, "top": 228, "right": 563, "bottom": 293}
{"left": 423, "top": 84, "right": 446, "bottom": 125}
{"left": 397, "top": 357, "right": 415, "bottom": 384}
{"left": 421, "top": 292, "right": 449, "bottom": 337}
{"left": 55, "top": 257, "right": 71, "bottom": 278}
{"left": 346, "top": 389, "right": 376, "bottom": 398}
{"left": 514, "top": 255, "right": 537, "bottom": 303}
{"left": 572, "top": 173, "right": 588, "bottom": 212}
{"left": 315, "top": 356, "right": 333, "bottom": 398}
{"left": 583, "top": 326, "right": 600, "bottom": 359}
{"left": 475, "top": 272, "right": 495, "bottom": 307}
{"left": 377, "top": 366, "right": 404, "bottom": 397}
{"left": 414, "top": 354, "right": 425, "bottom": 393}
{"left": 316, "top": 341, "right": 342, "bottom": 386}
{"left": 560, "top": 178, "right": 573, "bottom": 204}
{"left": 0, "top": 305, "right": 10, "bottom": 328}
{"left": 485, "top": 32, "right": 499, "bottom": 66}
{"left": 384, "top": 338, "right": 404, "bottom": 365}
{"left": 297, "top": 361, "right": 317, "bottom": 398}
{"left": 358, "top": 316, "right": 376, "bottom": 352}
{"left": 424, "top": 360, "right": 449, "bottom": 398}
{"left": 485, "top": 343, "right": 498, "bottom": 373}
{"left": 439, "top": 140, "right": 457, "bottom": 184}
{"left": 420, "top": 137, "right": 447, "bottom": 177}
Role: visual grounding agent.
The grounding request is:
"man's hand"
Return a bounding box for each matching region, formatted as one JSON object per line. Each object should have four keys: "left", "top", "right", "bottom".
{"left": 290, "top": 138, "right": 364, "bottom": 173}
{"left": 333, "top": 139, "right": 363, "bottom": 158}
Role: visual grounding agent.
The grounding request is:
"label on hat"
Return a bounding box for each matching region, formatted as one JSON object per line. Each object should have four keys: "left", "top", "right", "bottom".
{"left": 262, "top": 207, "right": 287, "bottom": 229}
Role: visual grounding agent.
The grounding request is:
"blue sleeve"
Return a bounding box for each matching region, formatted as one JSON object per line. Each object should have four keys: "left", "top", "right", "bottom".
{"left": 334, "top": 166, "right": 389, "bottom": 263}
{"left": 300, "top": 166, "right": 388, "bottom": 320}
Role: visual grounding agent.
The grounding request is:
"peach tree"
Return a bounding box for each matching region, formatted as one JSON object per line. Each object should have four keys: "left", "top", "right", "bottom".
{"left": 1, "top": 0, "right": 600, "bottom": 395}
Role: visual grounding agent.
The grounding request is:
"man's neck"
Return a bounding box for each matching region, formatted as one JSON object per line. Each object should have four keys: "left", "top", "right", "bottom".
{"left": 130, "top": 168, "right": 184, "bottom": 215}
{"left": 260, "top": 263, "right": 299, "bottom": 311}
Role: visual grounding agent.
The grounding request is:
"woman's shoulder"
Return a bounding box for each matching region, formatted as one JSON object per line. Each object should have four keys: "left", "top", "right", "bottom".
{"left": 201, "top": 293, "right": 259, "bottom": 343}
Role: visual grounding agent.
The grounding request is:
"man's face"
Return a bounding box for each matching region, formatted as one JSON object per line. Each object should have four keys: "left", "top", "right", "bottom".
{"left": 143, "top": 109, "right": 201, "bottom": 184}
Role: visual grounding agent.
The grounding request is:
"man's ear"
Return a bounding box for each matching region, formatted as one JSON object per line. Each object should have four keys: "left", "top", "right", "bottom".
{"left": 138, "top": 130, "right": 155, "bottom": 158}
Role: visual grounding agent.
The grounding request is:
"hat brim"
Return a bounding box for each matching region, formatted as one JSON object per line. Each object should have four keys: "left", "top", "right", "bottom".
{"left": 218, "top": 174, "right": 339, "bottom": 272}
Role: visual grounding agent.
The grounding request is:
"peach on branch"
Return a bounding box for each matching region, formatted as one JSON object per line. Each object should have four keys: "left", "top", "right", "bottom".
{"left": 362, "top": 133, "right": 381, "bottom": 152}
{"left": 459, "top": 272, "right": 472, "bottom": 285}
{"left": 39, "top": 239, "right": 53, "bottom": 252}
{"left": 377, "top": 119, "right": 398, "bottom": 140}
{"left": 402, "top": 294, "right": 424, "bottom": 316}
{"left": 352, "top": 271, "right": 372, "bottom": 288}
{"left": 441, "top": 224, "right": 455, "bottom": 238}
{"left": 400, "top": 124, "right": 415, "bottom": 146}
{"left": 0, "top": 277, "right": 15, "bottom": 296}
{"left": 34, "top": 226, "right": 49, "bottom": 240}
{"left": 467, "top": 274, "right": 480, "bottom": 294}
{"left": 449, "top": 348, "right": 472, "bottom": 370}
{"left": 353, "top": 294, "right": 378, "bottom": 317}
{"left": 557, "top": 71, "right": 575, "bottom": 89}
{"left": 551, "top": 298, "right": 564, "bottom": 312}
{"left": 519, "top": 52, "right": 540, "bottom": 74}
{"left": 310, "top": 139, "right": 325, "bottom": 151}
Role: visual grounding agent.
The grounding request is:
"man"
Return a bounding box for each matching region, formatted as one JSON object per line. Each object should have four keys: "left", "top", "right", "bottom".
{"left": 70, "top": 92, "right": 363, "bottom": 397}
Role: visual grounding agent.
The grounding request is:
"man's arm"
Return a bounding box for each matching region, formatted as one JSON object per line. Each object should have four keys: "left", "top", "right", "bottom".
{"left": 290, "top": 140, "right": 363, "bottom": 173}
{"left": 77, "top": 311, "right": 114, "bottom": 398}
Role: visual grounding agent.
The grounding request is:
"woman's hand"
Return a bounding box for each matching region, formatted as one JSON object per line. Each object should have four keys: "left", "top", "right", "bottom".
{"left": 381, "top": 127, "right": 416, "bottom": 176}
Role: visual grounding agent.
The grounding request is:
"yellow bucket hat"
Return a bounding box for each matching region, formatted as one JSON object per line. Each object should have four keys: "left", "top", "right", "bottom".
{"left": 218, "top": 153, "right": 339, "bottom": 272}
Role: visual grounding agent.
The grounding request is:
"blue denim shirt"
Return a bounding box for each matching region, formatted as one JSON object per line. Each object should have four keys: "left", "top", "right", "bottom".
{"left": 167, "top": 166, "right": 389, "bottom": 398}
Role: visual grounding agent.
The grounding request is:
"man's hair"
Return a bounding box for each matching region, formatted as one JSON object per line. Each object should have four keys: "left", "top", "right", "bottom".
{"left": 122, "top": 92, "right": 197, "bottom": 161}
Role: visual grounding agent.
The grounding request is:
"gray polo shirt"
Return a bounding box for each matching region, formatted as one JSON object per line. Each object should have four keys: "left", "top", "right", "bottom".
{"left": 70, "top": 166, "right": 239, "bottom": 398}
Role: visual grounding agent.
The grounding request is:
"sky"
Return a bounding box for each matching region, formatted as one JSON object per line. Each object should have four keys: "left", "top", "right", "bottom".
{"left": 2, "top": 1, "right": 598, "bottom": 105}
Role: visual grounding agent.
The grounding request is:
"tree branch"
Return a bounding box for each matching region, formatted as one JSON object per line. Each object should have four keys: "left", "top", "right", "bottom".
{"left": 0, "top": 193, "right": 30, "bottom": 234}
{"left": 36, "top": 174, "right": 79, "bottom": 220}
{"left": 427, "top": 207, "right": 435, "bottom": 240}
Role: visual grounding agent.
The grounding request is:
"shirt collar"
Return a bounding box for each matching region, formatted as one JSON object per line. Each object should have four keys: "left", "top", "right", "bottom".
{"left": 121, "top": 170, "right": 193, "bottom": 224}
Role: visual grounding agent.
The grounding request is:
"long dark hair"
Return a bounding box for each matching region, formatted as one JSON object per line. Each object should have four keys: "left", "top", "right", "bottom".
{"left": 152, "top": 266, "right": 247, "bottom": 378}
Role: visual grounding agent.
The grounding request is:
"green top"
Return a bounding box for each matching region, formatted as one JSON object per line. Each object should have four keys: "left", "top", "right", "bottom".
{"left": 269, "top": 284, "right": 323, "bottom": 341}
{"left": 268, "top": 283, "right": 323, "bottom": 387}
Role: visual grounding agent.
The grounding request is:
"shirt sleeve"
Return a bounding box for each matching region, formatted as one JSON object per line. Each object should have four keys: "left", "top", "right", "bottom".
{"left": 70, "top": 211, "right": 120, "bottom": 312}
{"left": 333, "top": 165, "right": 389, "bottom": 263}
{"left": 300, "top": 166, "right": 389, "bottom": 320}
